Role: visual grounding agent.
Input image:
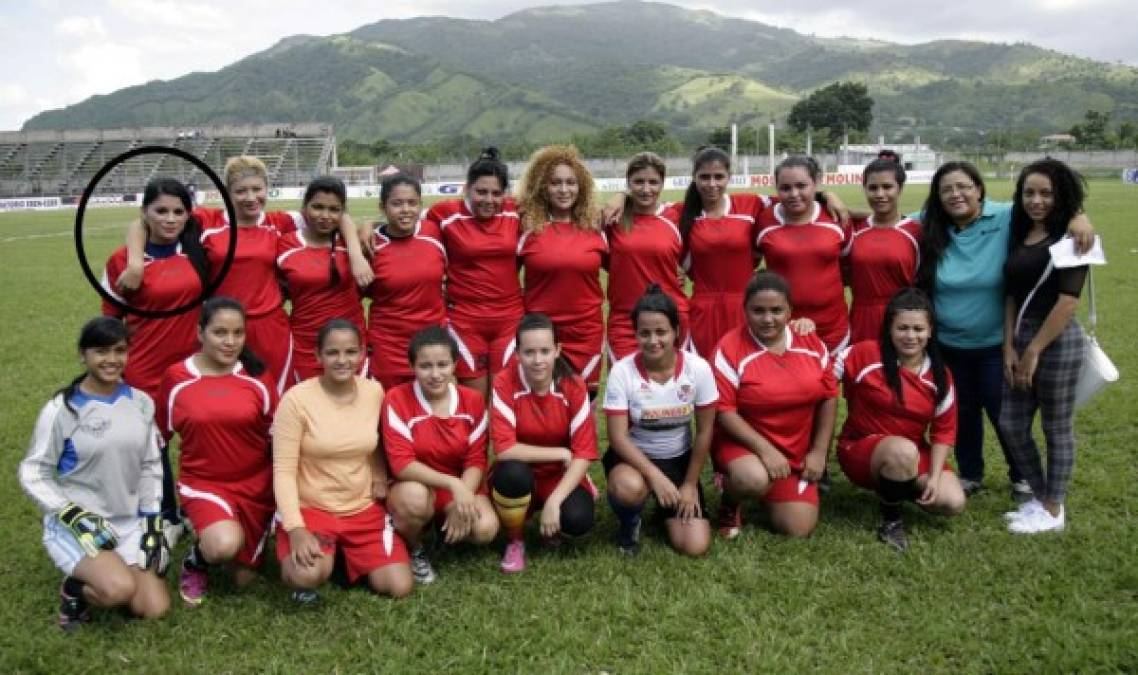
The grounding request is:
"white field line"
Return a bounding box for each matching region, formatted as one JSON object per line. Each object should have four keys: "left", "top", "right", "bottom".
{"left": 1, "top": 224, "right": 120, "bottom": 244}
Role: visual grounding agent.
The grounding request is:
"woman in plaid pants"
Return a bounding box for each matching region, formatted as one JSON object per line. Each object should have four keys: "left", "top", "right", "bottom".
{"left": 999, "top": 158, "right": 1090, "bottom": 534}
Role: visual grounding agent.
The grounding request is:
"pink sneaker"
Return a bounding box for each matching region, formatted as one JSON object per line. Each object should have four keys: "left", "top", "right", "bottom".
{"left": 500, "top": 539, "right": 526, "bottom": 574}
{"left": 179, "top": 561, "right": 208, "bottom": 607}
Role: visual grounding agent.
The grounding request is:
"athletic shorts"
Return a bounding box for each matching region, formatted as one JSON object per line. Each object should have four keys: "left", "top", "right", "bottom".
{"left": 552, "top": 313, "right": 604, "bottom": 391}
{"left": 178, "top": 480, "right": 274, "bottom": 568}
{"left": 368, "top": 321, "right": 444, "bottom": 390}
{"left": 448, "top": 313, "right": 521, "bottom": 380}
{"left": 275, "top": 503, "right": 408, "bottom": 583}
{"left": 488, "top": 465, "right": 599, "bottom": 513}
{"left": 602, "top": 450, "right": 707, "bottom": 519}
{"left": 246, "top": 308, "right": 294, "bottom": 395}
{"left": 689, "top": 292, "right": 744, "bottom": 359}
{"left": 712, "top": 437, "right": 819, "bottom": 506}
{"left": 837, "top": 435, "right": 954, "bottom": 492}
{"left": 42, "top": 513, "right": 143, "bottom": 576}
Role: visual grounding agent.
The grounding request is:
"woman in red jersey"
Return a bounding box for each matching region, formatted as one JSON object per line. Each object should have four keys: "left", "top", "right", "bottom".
{"left": 366, "top": 173, "right": 447, "bottom": 391}
{"left": 712, "top": 272, "right": 838, "bottom": 539}
{"left": 121, "top": 156, "right": 371, "bottom": 395}
{"left": 516, "top": 145, "right": 608, "bottom": 393}
{"left": 422, "top": 148, "right": 523, "bottom": 401}
{"left": 157, "top": 297, "right": 277, "bottom": 607}
{"left": 845, "top": 159, "right": 923, "bottom": 345}
{"left": 605, "top": 152, "right": 689, "bottom": 361}
{"left": 276, "top": 177, "right": 366, "bottom": 383}
{"left": 382, "top": 326, "right": 499, "bottom": 585}
{"left": 754, "top": 156, "right": 851, "bottom": 355}
{"left": 835, "top": 288, "right": 965, "bottom": 551}
{"left": 489, "top": 314, "right": 599, "bottom": 573}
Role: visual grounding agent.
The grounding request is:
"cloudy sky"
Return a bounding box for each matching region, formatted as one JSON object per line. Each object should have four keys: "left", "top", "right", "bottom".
{"left": 3, "top": 0, "right": 1136, "bottom": 130}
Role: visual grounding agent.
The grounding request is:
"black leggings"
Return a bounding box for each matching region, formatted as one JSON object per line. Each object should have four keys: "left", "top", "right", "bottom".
{"left": 491, "top": 460, "right": 595, "bottom": 537}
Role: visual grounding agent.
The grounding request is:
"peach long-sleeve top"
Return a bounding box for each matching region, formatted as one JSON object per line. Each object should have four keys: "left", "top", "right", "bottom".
{"left": 272, "top": 376, "right": 384, "bottom": 531}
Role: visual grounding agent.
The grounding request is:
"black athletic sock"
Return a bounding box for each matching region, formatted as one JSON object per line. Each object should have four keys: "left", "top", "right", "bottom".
{"left": 878, "top": 476, "right": 921, "bottom": 504}
{"left": 880, "top": 500, "right": 903, "bottom": 523}
{"left": 62, "top": 576, "right": 84, "bottom": 597}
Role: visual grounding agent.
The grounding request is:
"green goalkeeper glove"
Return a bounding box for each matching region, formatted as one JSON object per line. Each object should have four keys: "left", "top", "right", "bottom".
{"left": 137, "top": 514, "right": 170, "bottom": 575}
{"left": 56, "top": 503, "right": 117, "bottom": 557}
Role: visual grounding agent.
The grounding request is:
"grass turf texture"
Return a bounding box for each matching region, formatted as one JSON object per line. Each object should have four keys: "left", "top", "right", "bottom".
{"left": 0, "top": 183, "right": 1136, "bottom": 672}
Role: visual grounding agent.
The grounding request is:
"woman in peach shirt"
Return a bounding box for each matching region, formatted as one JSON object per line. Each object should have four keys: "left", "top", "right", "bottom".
{"left": 272, "top": 319, "right": 413, "bottom": 601}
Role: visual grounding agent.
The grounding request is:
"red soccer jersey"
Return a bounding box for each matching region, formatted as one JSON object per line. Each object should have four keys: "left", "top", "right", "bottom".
{"left": 382, "top": 381, "right": 489, "bottom": 478}
{"left": 713, "top": 325, "right": 838, "bottom": 467}
{"left": 423, "top": 198, "right": 523, "bottom": 322}
{"left": 194, "top": 207, "right": 300, "bottom": 235}
{"left": 677, "top": 193, "right": 770, "bottom": 296}
{"left": 605, "top": 209, "right": 687, "bottom": 315}
{"left": 157, "top": 357, "right": 277, "bottom": 487}
{"left": 518, "top": 221, "right": 607, "bottom": 323}
{"left": 835, "top": 340, "right": 956, "bottom": 450}
{"left": 101, "top": 245, "right": 202, "bottom": 400}
{"left": 276, "top": 230, "right": 365, "bottom": 345}
{"left": 844, "top": 217, "right": 922, "bottom": 344}
{"left": 755, "top": 203, "right": 851, "bottom": 352}
{"left": 490, "top": 365, "right": 598, "bottom": 484}
{"left": 198, "top": 210, "right": 291, "bottom": 317}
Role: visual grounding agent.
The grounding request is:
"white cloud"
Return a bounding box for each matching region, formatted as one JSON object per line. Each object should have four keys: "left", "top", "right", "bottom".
{"left": 107, "top": 0, "right": 227, "bottom": 30}
{"left": 55, "top": 16, "right": 108, "bottom": 38}
{"left": 57, "top": 42, "right": 147, "bottom": 100}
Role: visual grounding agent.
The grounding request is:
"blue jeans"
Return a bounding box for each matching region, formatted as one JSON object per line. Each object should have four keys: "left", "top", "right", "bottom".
{"left": 939, "top": 343, "right": 1021, "bottom": 484}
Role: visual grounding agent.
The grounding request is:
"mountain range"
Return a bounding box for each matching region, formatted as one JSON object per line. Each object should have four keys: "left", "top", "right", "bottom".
{"left": 22, "top": 2, "right": 1138, "bottom": 144}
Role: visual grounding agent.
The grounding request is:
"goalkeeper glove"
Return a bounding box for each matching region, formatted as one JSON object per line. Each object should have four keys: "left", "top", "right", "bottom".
{"left": 137, "top": 514, "right": 170, "bottom": 575}
{"left": 56, "top": 503, "right": 117, "bottom": 557}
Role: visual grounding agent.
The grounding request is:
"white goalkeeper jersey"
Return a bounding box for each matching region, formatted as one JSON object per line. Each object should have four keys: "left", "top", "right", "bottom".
{"left": 19, "top": 383, "right": 163, "bottom": 519}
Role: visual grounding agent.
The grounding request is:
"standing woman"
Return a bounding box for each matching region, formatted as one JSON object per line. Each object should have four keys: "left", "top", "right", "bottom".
{"left": 382, "top": 326, "right": 499, "bottom": 584}
{"left": 490, "top": 314, "right": 599, "bottom": 573}
{"left": 157, "top": 297, "right": 277, "bottom": 606}
{"left": 423, "top": 148, "right": 523, "bottom": 400}
{"left": 277, "top": 177, "right": 366, "bottom": 383}
{"left": 516, "top": 145, "right": 608, "bottom": 392}
{"left": 712, "top": 272, "right": 838, "bottom": 539}
{"left": 999, "top": 159, "right": 1090, "bottom": 534}
{"left": 754, "top": 156, "right": 851, "bottom": 355}
{"left": 605, "top": 152, "right": 689, "bottom": 361}
{"left": 20, "top": 317, "right": 170, "bottom": 630}
{"left": 366, "top": 173, "right": 447, "bottom": 391}
{"left": 835, "top": 288, "right": 966, "bottom": 552}
{"left": 603, "top": 285, "right": 717, "bottom": 557}
{"left": 916, "top": 161, "right": 1092, "bottom": 496}
{"left": 845, "top": 159, "right": 923, "bottom": 345}
{"left": 101, "top": 177, "right": 210, "bottom": 532}
{"left": 273, "top": 320, "right": 412, "bottom": 599}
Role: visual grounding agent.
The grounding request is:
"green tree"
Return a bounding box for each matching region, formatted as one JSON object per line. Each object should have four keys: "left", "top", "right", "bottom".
{"left": 787, "top": 81, "right": 874, "bottom": 142}
{"left": 1069, "top": 109, "right": 1113, "bottom": 148}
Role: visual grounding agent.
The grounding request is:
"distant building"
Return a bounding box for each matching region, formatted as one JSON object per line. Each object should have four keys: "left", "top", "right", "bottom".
{"left": 1040, "top": 134, "right": 1076, "bottom": 149}
{"left": 841, "top": 142, "right": 940, "bottom": 173}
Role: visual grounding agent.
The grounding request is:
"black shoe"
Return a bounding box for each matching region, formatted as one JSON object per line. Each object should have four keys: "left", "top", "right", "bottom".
{"left": 959, "top": 478, "right": 984, "bottom": 497}
{"left": 877, "top": 519, "right": 908, "bottom": 552}
{"left": 59, "top": 579, "right": 90, "bottom": 632}
{"left": 289, "top": 590, "right": 320, "bottom": 606}
{"left": 818, "top": 468, "right": 832, "bottom": 495}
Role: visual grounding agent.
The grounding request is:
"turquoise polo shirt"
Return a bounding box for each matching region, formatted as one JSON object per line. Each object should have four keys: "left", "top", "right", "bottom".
{"left": 932, "top": 200, "right": 1011, "bottom": 349}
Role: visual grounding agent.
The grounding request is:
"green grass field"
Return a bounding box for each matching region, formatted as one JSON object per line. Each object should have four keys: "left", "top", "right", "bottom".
{"left": 1, "top": 183, "right": 1136, "bottom": 672}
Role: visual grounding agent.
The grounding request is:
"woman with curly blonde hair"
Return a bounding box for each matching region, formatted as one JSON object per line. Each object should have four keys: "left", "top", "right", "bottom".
{"left": 516, "top": 145, "right": 608, "bottom": 393}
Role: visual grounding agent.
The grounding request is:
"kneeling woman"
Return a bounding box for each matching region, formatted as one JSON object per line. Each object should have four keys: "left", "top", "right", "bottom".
{"left": 273, "top": 320, "right": 412, "bottom": 599}
{"left": 158, "top": 298, "right": 277, "bottom": 606}
{"left": 382, "top": 327, "right": 500, "bottom": 584}
{"left": 603, "top": 285, "right": 718, "bottom": 557}
{"left": 835, "top": 288, "right": 966, "bottom": 551}
{"left": 713, "top": 272, "right": 838, "bottom": 539}
{"left": 490, "top": 314, "right": 599, "bottom": 573}
{"left": 20, "top": 317, "right": 170, "bottom": 630}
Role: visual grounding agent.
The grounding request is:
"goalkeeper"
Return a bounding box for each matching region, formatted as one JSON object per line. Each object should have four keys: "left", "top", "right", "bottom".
{"left": 18, "top": 317, "right": 171, "bottom": 631}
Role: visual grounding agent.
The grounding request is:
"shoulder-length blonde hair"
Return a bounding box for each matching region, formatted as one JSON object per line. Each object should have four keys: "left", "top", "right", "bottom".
{"left": 224, "top": 155, "right": 269, "bottom": 189}
{"left": 516, "top": 144, "right": 597, "bottom": 233}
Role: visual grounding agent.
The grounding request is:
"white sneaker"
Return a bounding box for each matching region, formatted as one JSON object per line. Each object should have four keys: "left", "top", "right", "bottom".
{"left": 1008, "top": 503, "right": 1065, "bottom": 534}
{"left": 409, "top": 546, "right": 437, "bottom": 584}
{"left": 1004, "top": 498, "right": 1043, "bottom": 523}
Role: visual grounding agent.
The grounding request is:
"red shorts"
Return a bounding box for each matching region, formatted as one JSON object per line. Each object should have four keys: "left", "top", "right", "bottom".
{"left": 848, "top": 300, "right": 888, "bottom": 346}
{"left": 177, "top": 479, "right": 275, "bottom": 567}
{"left": 606, "top": 309, "right": 692, "bottom": 363}
{"left": 275, "top": 503, "right": 408, "bottom": 582}
{"left": 552, "top": 312, "right": 604, "bottom": 391}
{"left": 689, "top": 292, "right": 744, "bottom": 359}
{"left": 368, "top": 321, "right": 444, "bottom": 390}
{"left": 246, "top": 308, "right": 293, "bottom": 395}
{"left": 448, "top": 313, "right": 521, "bottom": 380}
{"left": 838, "top": 435, "right": 953, "bottom": 492}
{"left": 712, "top": 437, "right": 818, "bottom": 506}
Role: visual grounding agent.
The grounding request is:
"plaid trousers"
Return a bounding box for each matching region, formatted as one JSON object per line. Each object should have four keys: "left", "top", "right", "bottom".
{"left": 998, "top": 316, "right": 1086, "bottom": 503}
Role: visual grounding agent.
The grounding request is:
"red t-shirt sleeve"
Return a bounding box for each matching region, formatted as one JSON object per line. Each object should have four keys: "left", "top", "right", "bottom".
{"left": 712, "top": 339, "right": 740, "bottom": 413}
{"left": 155, "top": 367, "right": 175, "bottom": 444}
{"left": 464, "top": 391, "right": 489, "bottom": 472}
{"left": 930, "top": 372, "right": 958, "bottom": 446}
{"left": 489, "top": 372, "right": 518, "bottom": 453}
{"left": 567, "top": 378, "right": 599, "bottom": 461}
{"left": 381, "top": 398, "right": 416, "bottom": 476}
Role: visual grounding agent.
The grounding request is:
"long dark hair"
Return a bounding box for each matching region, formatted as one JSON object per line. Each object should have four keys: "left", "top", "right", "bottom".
{"left": 515, "top": 313, "right": 575, "bottom": 384}
{"left": 631, "top": 283, "right": 680, "bottom": 334}
{"left": 466, "top": 147, "right": 509, "bottom": 192}
{"left": 621, "top": 152, "right": 666, "bottom": 232}
{"left": 879, "top": 288, "right": 948, "bottom": 405}
{"left": 302, "top": 176, "right": 347, "bottom": 289}
{"left": 199, "top": 297, "right": 265, "bottom": 376}
{"left": 679, "top": 147, "right": 730, "bottom": 240}
{"left": 141, "top": 177, "right": 209, "bottom": 287}
{"left": 916, "top": 161, "right": 986, "bottom": 293}
{"left": 56, "top": 317, "right": 130, "bottom": 414}
{"left": 1010, "top": 158, "right": 1086, "bottom": 245}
